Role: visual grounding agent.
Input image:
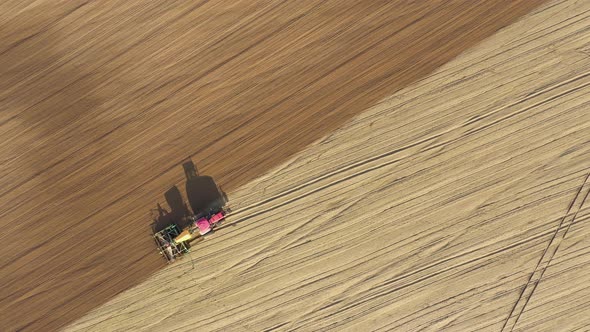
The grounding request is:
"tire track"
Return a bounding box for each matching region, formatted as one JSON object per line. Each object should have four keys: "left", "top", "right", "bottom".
{"left": 289, "top": 212, "right": 590, "bottom": 331}
{"left": 222, "top": 71, "right": 590, "bottom": 229}
{"left": 196, "top": 98, "right": 589, "bottom": 293}
{"left": 38, "top": 1, "right": 590, "bottom": 329}
{"left": 501, "top": 171, "right": 590, "bottom": 332}
{"left": 188, "top": 77, "right": 590, "bottom": 330}
{"left": 178, "top": 139, "right": 590, "bottom": 330}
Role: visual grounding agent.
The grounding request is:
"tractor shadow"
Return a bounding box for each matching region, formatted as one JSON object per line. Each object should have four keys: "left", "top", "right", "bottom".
{"left": 151, "top": 159, "right": 228, "bottom": 233}
{"left": 183, "top": 159, "right": 228, "bottom": 217}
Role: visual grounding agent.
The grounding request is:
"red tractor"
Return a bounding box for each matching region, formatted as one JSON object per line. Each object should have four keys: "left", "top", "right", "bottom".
{"left": 152, "top": 160, "right": 229, "bottom": 263}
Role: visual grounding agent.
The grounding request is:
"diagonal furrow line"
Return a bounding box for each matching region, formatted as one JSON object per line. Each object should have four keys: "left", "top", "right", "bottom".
{"left": 501, "top": 171, "right": 590, "bottom": 331}
{"left": 201, "top": 214, "right": 590, "bottom": 331}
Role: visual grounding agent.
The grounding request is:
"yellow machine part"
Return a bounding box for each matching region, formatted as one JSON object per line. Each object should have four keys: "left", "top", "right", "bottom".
{"left": 174, "top": 228, "right": 193, "bottom": 243}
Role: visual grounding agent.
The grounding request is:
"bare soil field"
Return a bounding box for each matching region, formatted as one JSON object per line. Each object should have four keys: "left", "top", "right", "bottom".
{"left": 65, "top": 0, "right": 590, "bottom": 330}
{"left": 0, "top": 0, "right": 562, "bottom": 331}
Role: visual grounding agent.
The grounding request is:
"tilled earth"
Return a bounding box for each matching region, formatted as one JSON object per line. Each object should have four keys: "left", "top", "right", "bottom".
{"left": 0, "top": 1, "right": 545, "bottom": 330}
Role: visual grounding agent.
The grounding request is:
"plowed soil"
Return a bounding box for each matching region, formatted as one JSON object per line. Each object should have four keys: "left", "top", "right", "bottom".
{"left": 65, "top": 0, "right": 590, "bottom": 330}
{"left": 0, "top": 1, "right": 545, "bottom": 331}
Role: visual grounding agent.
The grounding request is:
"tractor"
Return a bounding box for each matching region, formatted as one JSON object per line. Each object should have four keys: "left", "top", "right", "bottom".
{"left": 152, "top": 160, "right": 229, "bottom": 263}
